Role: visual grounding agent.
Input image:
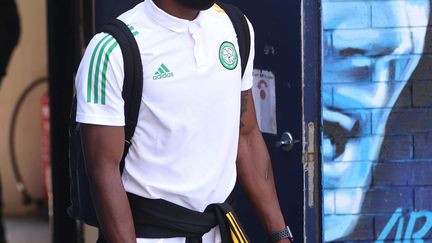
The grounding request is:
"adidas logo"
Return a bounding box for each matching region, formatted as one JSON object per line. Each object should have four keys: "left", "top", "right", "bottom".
{"left": 153, "top": 63, "right": 174, "bottom": 80}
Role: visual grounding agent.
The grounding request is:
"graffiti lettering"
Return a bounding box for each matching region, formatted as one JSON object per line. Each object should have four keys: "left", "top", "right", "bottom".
{"left": 377, "top": 208, "right": 432, "bottom": 241}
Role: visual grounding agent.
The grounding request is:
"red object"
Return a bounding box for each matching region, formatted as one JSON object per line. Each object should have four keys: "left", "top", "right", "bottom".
{"left": 258, "top": 80, "right": 268, "bottom": 100}
{"left": 41, "top": 92, "right": 51, "bottom": 203}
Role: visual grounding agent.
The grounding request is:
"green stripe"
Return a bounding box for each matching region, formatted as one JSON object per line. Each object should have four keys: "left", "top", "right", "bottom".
{"left": 87, "top": 34, "right": 110, "bottom": 102}
{"left": 100, "top": 30, "right": 139, "bottom": 104}
{"left": 93, "top": 36, "right": 115, "bottom": 103}
{"left": 158, "top": 67, "right": 164, "bottom": 74}
{"left": 101, "top": 40, "right": 119, "bottom": 104}
{"left": 88, "top": 29, "right": 139, "bottom": 104}
{"left": 161, "top": 63, "right": 170, "bottom": 72}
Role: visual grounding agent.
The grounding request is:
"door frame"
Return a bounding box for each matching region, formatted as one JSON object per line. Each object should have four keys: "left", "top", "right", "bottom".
{"left": 301, "top": 0, "right": 323, "bottom": 242}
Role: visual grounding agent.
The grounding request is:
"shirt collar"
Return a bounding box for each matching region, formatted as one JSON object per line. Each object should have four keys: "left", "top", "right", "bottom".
{"left": 144, "top": 0, "right": 208, "bottom": 33}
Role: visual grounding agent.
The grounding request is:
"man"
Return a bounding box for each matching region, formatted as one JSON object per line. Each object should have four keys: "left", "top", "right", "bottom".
{"left": 75, "top": 0, "right": 291, "bottom": 242}
{"left": 321, "top": 0, "right": 430, "bottom": 241}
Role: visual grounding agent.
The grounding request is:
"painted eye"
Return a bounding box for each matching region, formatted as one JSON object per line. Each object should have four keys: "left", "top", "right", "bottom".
{"left": 339, "top": 48, "right": 367, "bottom": 57}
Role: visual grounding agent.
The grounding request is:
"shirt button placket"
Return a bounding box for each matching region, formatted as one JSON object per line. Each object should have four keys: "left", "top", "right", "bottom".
{"left": 189, "top": 23, "right": 207, "bottom": 70}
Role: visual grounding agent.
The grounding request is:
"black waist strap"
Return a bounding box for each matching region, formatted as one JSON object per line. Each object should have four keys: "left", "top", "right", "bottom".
{"left": 127, "top": 192, "right": 249, "bottom": 243}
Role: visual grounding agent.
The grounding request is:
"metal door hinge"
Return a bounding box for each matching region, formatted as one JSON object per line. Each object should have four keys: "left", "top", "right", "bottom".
{"left": 304, "top": 122, "right": 317, "bottom": 208}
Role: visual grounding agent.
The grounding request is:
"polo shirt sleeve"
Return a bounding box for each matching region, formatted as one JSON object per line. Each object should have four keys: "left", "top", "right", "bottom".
{"left": 75, "top": 32, "right": 126, "bottom": 126}
{"left": 240, "top": 17, "right": 255, "bottom": 91}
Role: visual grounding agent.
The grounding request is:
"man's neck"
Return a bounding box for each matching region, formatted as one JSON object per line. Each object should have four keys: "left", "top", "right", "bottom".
{"left": 152, "top": 0, "right": 199, "bottom": 21}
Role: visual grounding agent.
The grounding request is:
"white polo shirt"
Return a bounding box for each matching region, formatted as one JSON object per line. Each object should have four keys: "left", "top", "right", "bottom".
{"left": 75, "top": 1, "right": 255, "bottom": 242}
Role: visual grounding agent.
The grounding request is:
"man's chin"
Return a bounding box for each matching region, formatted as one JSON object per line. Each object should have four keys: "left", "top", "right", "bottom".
{"left": 174, "top": 0, "right": 215, "bottom": 11}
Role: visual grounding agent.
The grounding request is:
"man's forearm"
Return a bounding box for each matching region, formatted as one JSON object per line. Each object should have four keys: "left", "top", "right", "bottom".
{"left": 81, "top": 124, "right": 136, "bottom": 243}
{"left": 237, "top": 128, "right": 287, "bottom": 236}
{"left": 87, "top": 164, "right": 136, "bottom": 243}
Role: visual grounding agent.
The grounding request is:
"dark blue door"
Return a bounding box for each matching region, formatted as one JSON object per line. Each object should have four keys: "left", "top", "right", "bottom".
{"left": 220, "top": 0, "right": 305, "bottom": 242}
{"left": 94, "top": 0, "right": 142, "bottom": 31}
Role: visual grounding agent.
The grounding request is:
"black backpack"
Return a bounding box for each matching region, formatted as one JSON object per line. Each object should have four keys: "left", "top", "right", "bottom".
{"left": 68, "top": 2, "right": 251, "bottom": 227}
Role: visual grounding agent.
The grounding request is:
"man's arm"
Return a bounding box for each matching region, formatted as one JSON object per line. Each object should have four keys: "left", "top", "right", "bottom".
{"left": 81, "top": 124, "right": 136, "bottom": 243}
{"left": 237, "top": 89, "right": 291, "bottom": 243}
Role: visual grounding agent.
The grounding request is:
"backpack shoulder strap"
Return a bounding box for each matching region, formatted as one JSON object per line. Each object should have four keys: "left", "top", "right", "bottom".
{"left": 101, "top": 19, "right": 143, "bottom": 171}
{"left": 217, "top": 3, "right": 251, "bottom": 78}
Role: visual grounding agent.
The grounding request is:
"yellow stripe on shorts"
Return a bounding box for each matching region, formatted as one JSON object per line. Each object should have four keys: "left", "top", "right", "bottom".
{"left": 230, "top": 229, "right": 240, "bottom": 243}
{"left": 226, "top": 212, "right": 248, "bottom": 243}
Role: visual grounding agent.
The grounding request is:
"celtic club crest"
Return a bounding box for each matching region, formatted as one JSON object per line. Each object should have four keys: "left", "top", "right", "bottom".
{"left": 219, "top": 41, "right": 238, "bottom": 70}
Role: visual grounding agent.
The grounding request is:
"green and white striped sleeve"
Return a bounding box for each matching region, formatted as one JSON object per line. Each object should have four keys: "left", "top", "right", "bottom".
{"left": 75, "top": 32, "right": 126, "bottom": 126}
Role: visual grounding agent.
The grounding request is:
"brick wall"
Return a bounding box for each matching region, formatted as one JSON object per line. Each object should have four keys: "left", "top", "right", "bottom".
{"left": 322, "top": 0, "right": 432, "bottom": 241}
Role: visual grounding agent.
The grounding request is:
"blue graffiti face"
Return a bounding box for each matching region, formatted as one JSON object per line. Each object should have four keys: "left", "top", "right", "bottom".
{"left": 321, "top": 1, "right": 430, "bottom": 241}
